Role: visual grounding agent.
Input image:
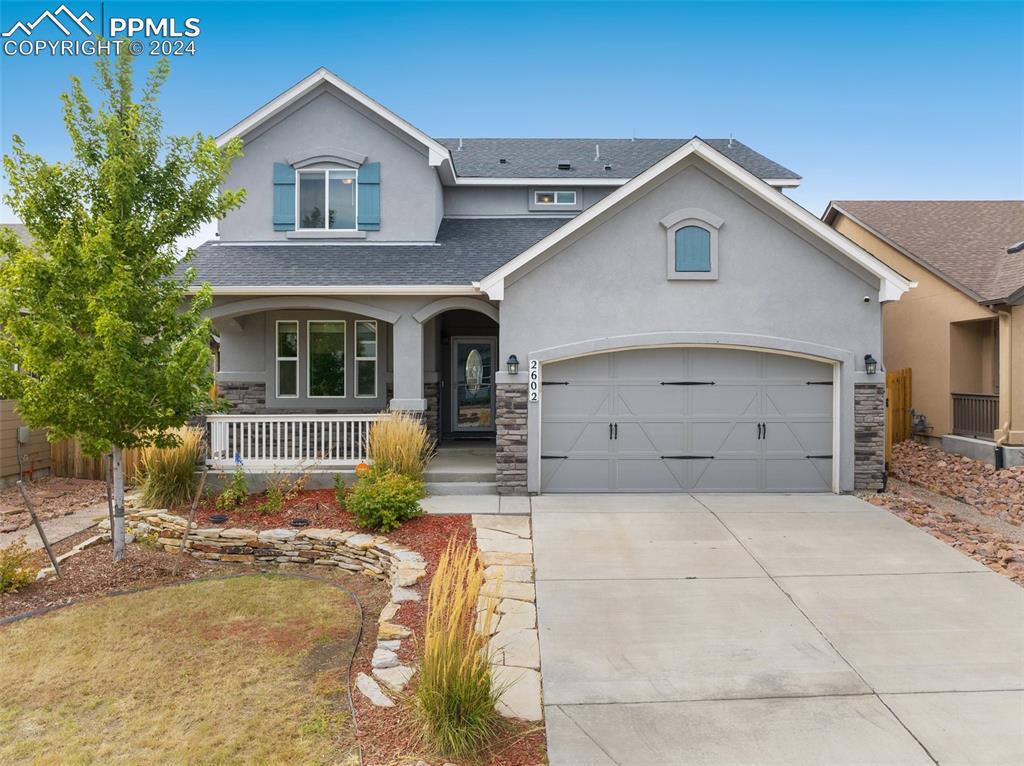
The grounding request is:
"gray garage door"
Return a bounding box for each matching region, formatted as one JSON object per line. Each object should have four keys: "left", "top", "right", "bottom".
{"left": 540, "top": 348, "right": 834, "bottom": 492}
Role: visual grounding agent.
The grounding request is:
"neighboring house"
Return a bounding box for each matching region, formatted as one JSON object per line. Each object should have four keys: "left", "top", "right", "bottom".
{"left": 189, "top": 68, "right": 911, "bottom": 494}
{"left": 0, "top": 224, "right": 51, "bottom": 486}
{"left": 825, "top": 201, "right": 1024, "bottom": 464}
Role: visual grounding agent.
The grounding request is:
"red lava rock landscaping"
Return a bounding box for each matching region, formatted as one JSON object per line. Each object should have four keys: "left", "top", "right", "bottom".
{"left": 890, "top": 440, "right": 1024, "bottom": 526}
{"left": 0, "top": 477, "right": 107, "bottom": 533}
{"left": 869, "top": 488, "right": 1024, "bottom": 584}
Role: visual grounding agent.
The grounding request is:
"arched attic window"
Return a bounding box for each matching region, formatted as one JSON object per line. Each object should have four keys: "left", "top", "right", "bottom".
{"left": 659, "top": 208, "right": 724, "bottom": 281}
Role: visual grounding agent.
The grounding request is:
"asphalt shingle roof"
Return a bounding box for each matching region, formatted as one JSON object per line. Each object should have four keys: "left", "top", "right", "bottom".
{"left": 186, "top": 217, "right": 566, "bottom": 287}
{"left": 832, "top": 201, "right": 1024, "bottom": 303}
{"left": 435, "top": 138, "right": 800, "bottom": 180}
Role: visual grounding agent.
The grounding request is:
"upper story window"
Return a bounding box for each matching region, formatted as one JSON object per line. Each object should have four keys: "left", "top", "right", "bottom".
{"left": 297, "top": 169, "right": 357, "bottom": 230}
{"left": 534, "top": 190, "right": 577, "bottom": 206}
{"left": 675, "top": 226, "right": 712, "bottom": 273}
{"left": 659, "top": 208, "right": 723, "bottom": 281}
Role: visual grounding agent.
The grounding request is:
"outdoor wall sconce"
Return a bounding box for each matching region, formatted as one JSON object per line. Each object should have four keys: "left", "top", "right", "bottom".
{"left": 507, "top": 354, "right": 520, "bottom": 375}
{"left": 864, "top": 354, "right": 878, "bottom": 375}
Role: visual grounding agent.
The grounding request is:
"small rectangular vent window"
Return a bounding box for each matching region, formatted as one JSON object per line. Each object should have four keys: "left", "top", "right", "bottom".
{"left": 534, "top": 190, "right": 577, "bottom": 206}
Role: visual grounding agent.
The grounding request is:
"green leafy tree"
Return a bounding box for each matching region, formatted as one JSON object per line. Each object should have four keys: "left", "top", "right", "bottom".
{"left": 0, "top": 53, "right": 245, "bottom": 560}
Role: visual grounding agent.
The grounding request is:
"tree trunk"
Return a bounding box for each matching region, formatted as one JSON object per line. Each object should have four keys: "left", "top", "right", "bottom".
{"left": 112, "top": 444, "right": 126, "bottom": 562}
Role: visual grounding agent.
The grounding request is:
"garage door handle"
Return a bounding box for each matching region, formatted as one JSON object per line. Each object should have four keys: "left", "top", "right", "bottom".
{"left": 660, "top": 381, "right": 716, "bottom": 386}
{"left": 661, "top": 455, "right": 714, "bottom": 460}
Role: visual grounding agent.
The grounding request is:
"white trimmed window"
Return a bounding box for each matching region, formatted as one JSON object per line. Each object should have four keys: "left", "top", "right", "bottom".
{"left": 297, "top": 168, "right": 357, "bottom": 230}
{"left": 308, "top": 320, "right": 346, "bottom": 398}
{"left": 355, "top": 320, "right": 377, "bottom": 398}
{"left": 275, "top": 320, "right": 298, "bottom": 398}
{"left": 534, "top": 190, "right": 577, "bottom": 206}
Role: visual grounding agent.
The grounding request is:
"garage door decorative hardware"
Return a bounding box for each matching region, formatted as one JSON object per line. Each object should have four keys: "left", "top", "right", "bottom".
{"left": 806, "top": 381, "right": 833, "bottom": 385}
{"left": 757, "top": 422, "right": 768, "bottom": 439}
{"left": 607, "top": 423, "right": 619, "bottom": 439}
{"left": 806, "top": 454, "right": 833, "bottom": 460}
{"left": 542, "top": 381, "right": 570, "bottom": 386}
{"left": 659, "top": 380, "right": 716, "bottom": 386}
{"left": 540, "top": 454, "right": 567, "bottom": 460}
{"left": 660, "top": 455, "right": 715, "bottom": 460}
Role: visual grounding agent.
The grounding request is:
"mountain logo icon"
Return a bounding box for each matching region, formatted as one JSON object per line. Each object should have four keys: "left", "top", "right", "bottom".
{"left": 2, "top": 4, "right": 94, "bottom": 38}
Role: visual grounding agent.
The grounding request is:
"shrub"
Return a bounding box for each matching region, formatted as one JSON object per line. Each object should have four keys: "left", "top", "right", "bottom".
{"left": 347, "top": 470, "right": 424, "bottom": 532}
{"left": 215, "top": 467, "right": 248, "bottom": 510}
{"left": 255, "top": 481, "right": 284, "bottom": 515}
{"left": 368, "top": 412, "right": 435, "bottom": 481}
{"left": 417, "top": 539, "right": 505, "bottom": 759}
{"left": 137, "top": 427, "right": 204, "bottom": 508}
{"left": 0, "top": 538, "right": 35, "bottom": 594}
{"left": 332, "top": 474, "right": 347, "bottom": 509}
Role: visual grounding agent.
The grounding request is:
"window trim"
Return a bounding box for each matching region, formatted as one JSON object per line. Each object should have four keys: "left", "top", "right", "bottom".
{"left": 354, "top": 319, "right": 378, "bottom": 398}
{"left": 533, "top": 190, "right": 577, "bottom": 206}
{"left": 306, "top": 319, "right": 347, "bottom": 399}
{"left": 660, "top": 207, "right": 724, "bottom": 282}
{"left": 275, "top": 320, "right": 299, "bottom": 399}
{"left": 295, "top": 167, "right": 358, "bottom": 232}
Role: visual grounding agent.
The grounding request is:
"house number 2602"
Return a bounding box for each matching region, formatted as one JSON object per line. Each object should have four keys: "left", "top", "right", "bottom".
{"left": 529, "top": 359, "right": 540, "bottom": 402}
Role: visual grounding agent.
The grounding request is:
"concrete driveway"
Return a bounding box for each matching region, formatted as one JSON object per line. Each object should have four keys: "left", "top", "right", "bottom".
{"left": 532, "top": 493, "right": 1024, "bottom": 766}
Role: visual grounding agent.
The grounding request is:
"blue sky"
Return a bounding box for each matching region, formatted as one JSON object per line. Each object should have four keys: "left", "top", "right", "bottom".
{"left": 2, "top": 0, "right": 1022, "bottom": 242}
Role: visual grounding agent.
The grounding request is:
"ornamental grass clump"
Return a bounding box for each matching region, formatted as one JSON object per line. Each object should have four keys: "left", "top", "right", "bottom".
{"left": 368, "top": 412, "right": 435, "bottom": 481}
{"left": 416, "top": 539, "right": 505, "bottom": 760}
{"left": 137, "top": 427, "right": 204, "bottom": 508}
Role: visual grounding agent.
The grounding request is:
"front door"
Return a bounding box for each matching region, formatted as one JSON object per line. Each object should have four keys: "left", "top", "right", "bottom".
{"left": 451, "top": 337, "right": 497, "bottom": 433}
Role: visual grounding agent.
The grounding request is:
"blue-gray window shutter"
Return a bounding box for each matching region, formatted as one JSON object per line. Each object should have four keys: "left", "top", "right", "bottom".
{"left": 272, "top": 162, "right": 295, "bottom": 231}
{"left": 357, "top": 162, "right": 380, "bottom": 231}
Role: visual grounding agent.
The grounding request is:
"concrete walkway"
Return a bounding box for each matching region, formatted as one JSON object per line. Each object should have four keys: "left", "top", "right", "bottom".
{"left": 0, "top": 498, "right": 120, "bottom": 551}
{"left": 532, "top": 493, "right": 1024, "bottom": 766}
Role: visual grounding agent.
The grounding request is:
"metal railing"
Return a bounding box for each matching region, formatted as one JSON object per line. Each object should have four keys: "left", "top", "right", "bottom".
{"left": 951, "top": 393, "right": 998, "bottom": 440}
{"left": 207, "top": 413, "right": 388, "bottom": 469}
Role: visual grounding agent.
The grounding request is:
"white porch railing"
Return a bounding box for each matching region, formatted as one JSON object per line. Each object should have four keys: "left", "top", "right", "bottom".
{"left": 207, "top": 413, "right": 389, "bottom": 470}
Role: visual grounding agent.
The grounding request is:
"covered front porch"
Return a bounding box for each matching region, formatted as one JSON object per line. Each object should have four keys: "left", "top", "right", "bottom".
{"left": 205, "top": 294, "right": 501, "bottom": 471}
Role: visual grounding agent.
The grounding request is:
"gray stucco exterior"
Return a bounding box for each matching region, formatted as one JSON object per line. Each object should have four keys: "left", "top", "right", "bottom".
{"left": 200, "top": 68, "right": 901, "bottom": 494}
{"left": 219, "top": 84, "right": 444, "bottom": 242}
{"left": 496, "top": 163, "right": 886, "bottom": 493}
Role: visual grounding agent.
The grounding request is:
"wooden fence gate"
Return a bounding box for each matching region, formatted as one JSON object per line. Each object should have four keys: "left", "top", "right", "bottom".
{"left": 885, "top": 367, "right": 912, "bottom": 464}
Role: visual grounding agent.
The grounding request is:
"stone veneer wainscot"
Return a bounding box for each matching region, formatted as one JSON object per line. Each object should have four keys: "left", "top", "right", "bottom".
{"left": 495, "top": 383, "right": 528, "bottom": 495}
{"left": 854, "top": 382, "right": 886, "bottom": 490}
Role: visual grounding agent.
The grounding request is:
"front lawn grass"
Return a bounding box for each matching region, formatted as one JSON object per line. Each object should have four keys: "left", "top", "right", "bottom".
{"left": 0, "top": 574, "right": 362, "bottom": 765}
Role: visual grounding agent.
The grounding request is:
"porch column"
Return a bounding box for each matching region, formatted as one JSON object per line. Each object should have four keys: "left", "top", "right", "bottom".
{"left": 390, "top": 314, "right": 426, "bottom": 411}
{"left": 997, "top": 309, "right": 1020, "bottom": 444}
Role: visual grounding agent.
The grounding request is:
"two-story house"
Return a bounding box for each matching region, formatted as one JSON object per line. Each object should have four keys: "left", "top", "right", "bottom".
{"left": 190, "top": 68, "right": 911, "bottom": 495}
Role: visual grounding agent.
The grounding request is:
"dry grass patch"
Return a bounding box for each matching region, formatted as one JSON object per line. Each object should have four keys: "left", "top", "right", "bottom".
{"left": 0, "top": 574, "right": 362, "bottom": 765}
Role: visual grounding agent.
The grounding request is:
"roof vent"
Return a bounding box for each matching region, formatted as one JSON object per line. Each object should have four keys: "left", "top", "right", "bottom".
{"left": 1008, "top": 241, "right": 1024, "bottom": 255}
{"left": 604, "top": 164, "right": 612, "bottom": 172}
{"left": 499, "top": 158, "right": 507, "bottom": 164}
{"left": 594, "top": 144, "right": 600, "bottom": 161}
{"left": 457, "top": 137, "right": 463, "bottom": 151}
{"left": 557, "top": 162, "right": 572, "bottom": 171}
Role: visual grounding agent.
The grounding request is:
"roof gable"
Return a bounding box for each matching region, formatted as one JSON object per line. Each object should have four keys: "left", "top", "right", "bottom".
{"left": 216, "top": 68, "right": 451, "bottom": 167}
{"left": 477, "top": 139, "right": 913, "bottom": 302}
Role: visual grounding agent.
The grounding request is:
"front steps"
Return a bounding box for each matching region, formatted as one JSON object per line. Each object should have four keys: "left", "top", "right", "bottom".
{"left": 424, "top": 443, "right": 497, "bottom": 496}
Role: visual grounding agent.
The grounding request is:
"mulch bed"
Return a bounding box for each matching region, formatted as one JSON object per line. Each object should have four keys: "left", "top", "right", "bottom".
{"left": 179, "top": 488, "right": 348, "bottom": 529}
{"left": 0, "top": 539, "right": 214, "bottom": 620}
{"left": 0, "top": 477, "right": 107, "bottom": 533}
{"left": 890, "top": 440, "right": 1024, "bottom": 526}
{"left": 869, "top": 488, "right": 1024, "bottom": 585}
